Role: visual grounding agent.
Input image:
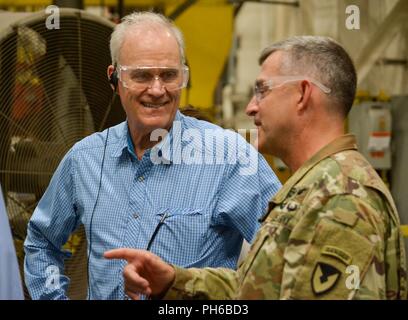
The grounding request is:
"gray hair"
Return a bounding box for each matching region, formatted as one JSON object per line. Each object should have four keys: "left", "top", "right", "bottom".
{"left": 110, "top": 11, "right": 186, "bottom": 66}
{"left": 259, "top": 36, "right": 357, "bottom": 116}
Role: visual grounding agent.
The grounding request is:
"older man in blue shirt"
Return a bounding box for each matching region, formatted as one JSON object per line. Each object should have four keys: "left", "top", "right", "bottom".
{"left": 24, "top": 11, "right": 281, "bottom": 300}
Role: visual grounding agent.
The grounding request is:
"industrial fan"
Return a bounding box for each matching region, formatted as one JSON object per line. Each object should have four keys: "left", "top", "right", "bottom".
{"left": 0, "top": 8, "right": 125, "bottom": 299}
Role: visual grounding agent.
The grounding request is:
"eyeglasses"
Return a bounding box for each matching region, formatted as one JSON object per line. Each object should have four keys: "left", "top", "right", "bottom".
{"left": 117, "top": 65, "right": 189, "bottom": 91}
{"left": 253, "top": 76, "right": 331, "bottom": 103}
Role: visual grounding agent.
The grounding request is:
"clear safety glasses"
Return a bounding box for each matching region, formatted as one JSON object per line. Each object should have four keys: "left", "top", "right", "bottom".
{"left": 117, "top": 65, "right": 189, "bottom": 91}
{"left": 254, "top": 76, "right": 331, "bottom": 103}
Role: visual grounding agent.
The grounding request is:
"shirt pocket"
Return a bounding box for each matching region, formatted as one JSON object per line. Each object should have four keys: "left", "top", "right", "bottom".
{"left": 154, "top": 207, "right": 211, "bottom": 266}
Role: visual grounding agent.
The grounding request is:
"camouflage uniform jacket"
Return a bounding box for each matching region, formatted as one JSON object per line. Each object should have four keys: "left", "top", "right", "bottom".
{"left": 164, "top": 135, "right": 407, "bottom": 299}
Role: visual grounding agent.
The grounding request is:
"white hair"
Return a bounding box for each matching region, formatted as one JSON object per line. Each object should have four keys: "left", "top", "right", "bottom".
{"left": 110, "top": 11, "right": 186, "bottom": 66}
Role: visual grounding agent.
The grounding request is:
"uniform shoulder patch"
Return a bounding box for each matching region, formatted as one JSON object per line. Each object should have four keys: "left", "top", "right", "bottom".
{"left": 321, "top": 245, "right": 352, "bottom": 265}
{"left": 312, "top": 262, "right": 341, "bottom": 295}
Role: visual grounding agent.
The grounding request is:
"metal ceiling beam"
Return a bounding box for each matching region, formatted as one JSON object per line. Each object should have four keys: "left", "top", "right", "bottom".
{"left": 355, "top": 0, "right": 408, "bottom": 85}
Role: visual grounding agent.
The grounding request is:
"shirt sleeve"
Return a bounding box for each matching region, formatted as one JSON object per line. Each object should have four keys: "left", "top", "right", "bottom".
{"left": 214, "top": 135, "right": 281, "bottom": 243}
{"left": 163, "top": 265, "right": 239, "bottom": 300}
{"left": 24, "top": 149, "right": 80, "bottom": 300}
{"left": 281, "top": 194, "right": 389, "bottom": 300}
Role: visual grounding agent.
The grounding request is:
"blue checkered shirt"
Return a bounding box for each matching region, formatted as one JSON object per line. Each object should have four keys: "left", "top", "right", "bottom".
{"left": 24, "top": 111, "right": 281, "bottom": 299}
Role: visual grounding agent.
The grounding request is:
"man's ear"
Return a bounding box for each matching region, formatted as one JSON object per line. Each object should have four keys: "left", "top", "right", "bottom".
{"left": 296, "top": 80, "right": 312, "bottom": 112}
{"left": 107, "top": 65, "right": 117, "bottom": 91}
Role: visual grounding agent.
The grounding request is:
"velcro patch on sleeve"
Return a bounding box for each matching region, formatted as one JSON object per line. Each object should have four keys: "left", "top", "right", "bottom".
{"left": 289, "top": 218, "right": 375, "bottom": 300}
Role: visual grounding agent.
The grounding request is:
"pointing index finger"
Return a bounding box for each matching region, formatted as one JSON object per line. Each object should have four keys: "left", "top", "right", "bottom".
{"left": 104, "top": 248, "right": 139, "bottom": 261}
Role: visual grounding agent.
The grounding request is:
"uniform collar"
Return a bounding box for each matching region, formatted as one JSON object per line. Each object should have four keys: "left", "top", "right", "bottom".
{"left": 259, "top": 135, "right": 358, "bottom": 222}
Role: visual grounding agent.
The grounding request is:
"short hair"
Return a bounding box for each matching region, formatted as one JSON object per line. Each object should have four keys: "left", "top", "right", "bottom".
{"left": 110, "top": 11, "right": 186, "bottom": 66}
{"left": 259, "top": 36, "right": 357, "bottom": 117}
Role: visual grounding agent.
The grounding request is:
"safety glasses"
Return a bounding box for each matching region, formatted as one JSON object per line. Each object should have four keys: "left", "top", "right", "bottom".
{"left": 117, "top": 65, "right": 189, "bottom": 91}
{"left": 254, "top": 76, "right": 331, "bottom": 103}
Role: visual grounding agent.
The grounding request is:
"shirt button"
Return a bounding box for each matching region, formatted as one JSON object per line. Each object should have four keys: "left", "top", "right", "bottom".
{"left": 138, "top": 176, "right": 144, "bottom": 182}
{"left": 133, "top": 213, "right": 139, "bottom": 219}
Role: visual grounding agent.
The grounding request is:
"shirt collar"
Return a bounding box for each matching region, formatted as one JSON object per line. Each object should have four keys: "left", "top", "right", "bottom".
{"left": 110, "top": 123, "right": 128, "bottom": 158}
{"left": 271, "top": 134, "right": 358, "bottom": 205}
{"left": 126, "top": 126, "right": 137, "bottom": 160}
{"left": 110, "top": 110, "right": 183, "bottom": 164}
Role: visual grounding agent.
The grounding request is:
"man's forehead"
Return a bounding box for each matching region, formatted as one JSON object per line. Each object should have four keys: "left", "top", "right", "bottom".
{"left": 127, "top": 24, "right": 173, "bottom": 38}
{"left": 257, "top": 51, "right": 283, "bottom": 82}
{"left": 119, "top": 26, "right": 180, "bottom": 65}
{"left": 122, "top": 26, "right": 176, "bottom": 47}
{"left": 262, "top": 51, "right": 283, "bottom": 71}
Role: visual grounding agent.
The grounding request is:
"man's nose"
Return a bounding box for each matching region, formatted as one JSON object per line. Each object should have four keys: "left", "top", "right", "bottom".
{"left": 245, "top": 96, "right": 258, "bottom": 116}
{"left": 147, "top": 76, "right": 166, "bottom": 95}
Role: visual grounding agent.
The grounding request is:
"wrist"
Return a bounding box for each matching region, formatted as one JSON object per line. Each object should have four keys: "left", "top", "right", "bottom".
{"left": 151, "top": 264, "right": 176, "bottom": 300}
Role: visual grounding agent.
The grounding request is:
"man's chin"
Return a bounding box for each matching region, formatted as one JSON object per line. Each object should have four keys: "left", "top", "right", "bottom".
{"left": 257, "top": 140, "right": 274, "bottom": 156}
{"left": 140, "top": 115, "right": 175, "bottom": 132}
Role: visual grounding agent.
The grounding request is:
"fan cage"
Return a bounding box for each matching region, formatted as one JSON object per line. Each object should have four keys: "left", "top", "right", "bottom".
{"left": 0, "top": 8, "right": 125, "bottom": 299}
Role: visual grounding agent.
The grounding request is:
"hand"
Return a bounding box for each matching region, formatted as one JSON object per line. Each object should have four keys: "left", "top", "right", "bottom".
{"left": 104, "top": 249, "right": 175, "bottom": 300}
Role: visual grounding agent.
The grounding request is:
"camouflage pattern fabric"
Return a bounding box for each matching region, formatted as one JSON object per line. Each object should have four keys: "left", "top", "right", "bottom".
{"left": 164, "top": 135, "right": 407, "bottom": 300}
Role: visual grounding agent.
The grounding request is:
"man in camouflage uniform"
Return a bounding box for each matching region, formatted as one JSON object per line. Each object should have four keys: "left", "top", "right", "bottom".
{"left": 105, "top": 36, "right": 407, "bottom": 300}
